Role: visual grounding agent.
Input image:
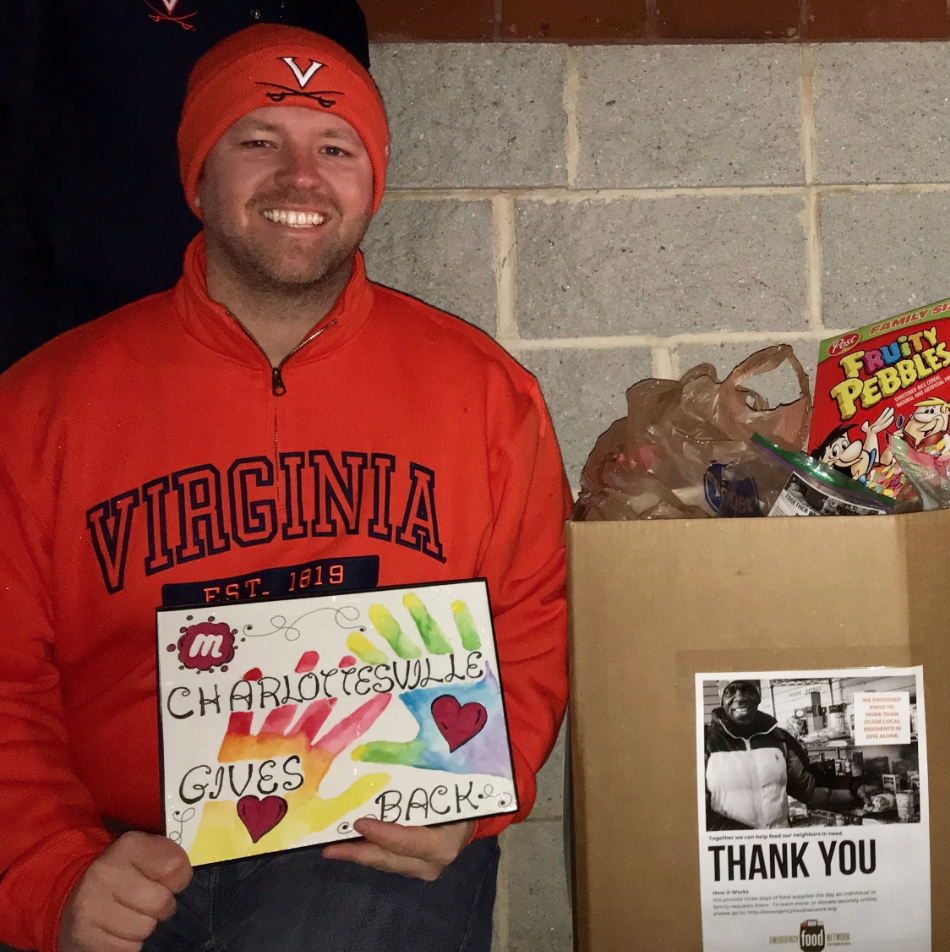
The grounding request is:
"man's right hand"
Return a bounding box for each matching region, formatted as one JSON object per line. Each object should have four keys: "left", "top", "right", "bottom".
{"left": 59, "top": 831, "right": 192, "bottom": 952}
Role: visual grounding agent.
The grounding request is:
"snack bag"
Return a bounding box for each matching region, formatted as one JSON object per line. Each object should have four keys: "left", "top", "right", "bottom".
{"left": 574, "top": 345, "right": 811, "bottom": 521}
{"left": 751, "top": 433, "right": 894, "bottom": 517}
{"left": 810, "top": 298, "right": 950, "bottom": 498}
{"left": 890, "top": 435, "right": 950, "bottom": 511}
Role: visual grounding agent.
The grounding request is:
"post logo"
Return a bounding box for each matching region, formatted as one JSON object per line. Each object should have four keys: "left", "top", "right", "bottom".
{"left": 829, "top": 333, "right": 860, "bottom": 357}
{"left": 800, "top": 920, "right": 826, "bottom": 951}
{"left": 280, "top": 57, "right": 324, "bottom": 88}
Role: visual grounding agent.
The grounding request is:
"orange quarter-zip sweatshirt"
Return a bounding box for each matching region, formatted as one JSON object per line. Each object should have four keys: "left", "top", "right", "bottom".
{"left": 0, "top": 236, "right": 571, "bottom": 952}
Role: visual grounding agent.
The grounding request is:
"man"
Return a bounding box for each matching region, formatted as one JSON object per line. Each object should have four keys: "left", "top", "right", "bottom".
{"left": 0, "top": 25, "right": 570, "bottom": 952}
{"left": 706, "top": 682, "right": 870, "bottom": 831}
{"left": 0, "top": 0, "right": 370, "bottom": 371}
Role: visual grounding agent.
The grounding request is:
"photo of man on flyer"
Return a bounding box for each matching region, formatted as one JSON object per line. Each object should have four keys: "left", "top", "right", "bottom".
{"left": 704, "top": 680, "right": 878, "bottom": 831}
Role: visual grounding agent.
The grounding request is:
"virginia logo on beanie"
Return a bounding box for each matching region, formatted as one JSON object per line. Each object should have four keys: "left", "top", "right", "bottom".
{"left": 257, "top": 58, "right": 340, "bottom": 107}
{"left": 281, "top": 57, "right": 324, "bottom": 87}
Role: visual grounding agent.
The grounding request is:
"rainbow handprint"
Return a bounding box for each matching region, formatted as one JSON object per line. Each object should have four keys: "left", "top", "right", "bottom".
{"left": 348, "top": 594, "right": 512, "bottom": 778}
{"left": 188, "top": 693, "right": 392, "bottom": 864}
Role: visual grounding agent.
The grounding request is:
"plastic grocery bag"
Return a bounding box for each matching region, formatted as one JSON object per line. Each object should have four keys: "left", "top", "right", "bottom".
{"left": 574, "top": 345, "right": 812, "bottom": 521}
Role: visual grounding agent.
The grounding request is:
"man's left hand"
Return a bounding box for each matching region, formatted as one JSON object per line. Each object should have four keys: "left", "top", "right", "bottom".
{"left": 321, "top": 818, "right": 475, "bottom": 881}
{"left": 852, "top": 783, "right": 879, "bottom": 806}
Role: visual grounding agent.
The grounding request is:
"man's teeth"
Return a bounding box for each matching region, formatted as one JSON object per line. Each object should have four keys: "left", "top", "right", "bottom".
{"left": 262, "top": 209, "right": 326, "bottom": 227}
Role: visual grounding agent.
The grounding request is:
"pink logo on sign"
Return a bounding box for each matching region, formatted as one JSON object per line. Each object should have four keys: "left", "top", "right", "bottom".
{"left": 176, "top": 620, "right": 236, "bottom": 671}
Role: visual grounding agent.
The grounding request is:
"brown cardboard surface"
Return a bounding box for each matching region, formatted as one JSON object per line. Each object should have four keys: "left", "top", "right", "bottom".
{"left": 567, "top": 510, "right": 950, "bottom": 952}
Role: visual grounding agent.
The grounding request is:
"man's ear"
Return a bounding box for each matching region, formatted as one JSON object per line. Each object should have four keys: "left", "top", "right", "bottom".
{"left": 194, "top": 163, "right": 207, "bottom": 210}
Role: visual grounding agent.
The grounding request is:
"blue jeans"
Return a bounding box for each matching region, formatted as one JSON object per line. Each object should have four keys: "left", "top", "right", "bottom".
{"left": 141, "top": 837, "right": 499, "bottom": 952}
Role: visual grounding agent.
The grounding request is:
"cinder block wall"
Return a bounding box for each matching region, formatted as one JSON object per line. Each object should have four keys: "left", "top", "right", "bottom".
{"left": 363, "top": 42, "right": 950, "bottom": 951}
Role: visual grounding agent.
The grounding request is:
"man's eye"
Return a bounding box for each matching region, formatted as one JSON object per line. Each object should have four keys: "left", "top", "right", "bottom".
{"left": 322, "top": 145, "right": 350, "bottom": 157}
{"left": 243, "top": 139, "right": 275, "bottom": 149}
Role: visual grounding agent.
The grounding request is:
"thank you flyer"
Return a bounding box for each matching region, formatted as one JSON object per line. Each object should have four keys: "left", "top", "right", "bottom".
{"left": 696, "top": 667, "right": 929, "bottom": 951}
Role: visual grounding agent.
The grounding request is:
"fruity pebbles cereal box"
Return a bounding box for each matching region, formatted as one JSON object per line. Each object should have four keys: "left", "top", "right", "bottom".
{"left": 809, "top": 298, "right": 950, "bottom": 498}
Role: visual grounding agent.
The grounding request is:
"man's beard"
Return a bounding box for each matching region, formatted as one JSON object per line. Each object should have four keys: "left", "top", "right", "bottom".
{"left": 218, "top": 227, "right": 357, "bottom": 296}
{"left": 211, "top": 191, "right": 371, "bottom": 296}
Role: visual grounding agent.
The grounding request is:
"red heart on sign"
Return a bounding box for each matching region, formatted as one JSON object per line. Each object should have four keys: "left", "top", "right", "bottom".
{"left": 237, "top": 795, "right": 288, "bottom": 843}
{"left": 431, "top": 695, "right": 488, "bottom": 752}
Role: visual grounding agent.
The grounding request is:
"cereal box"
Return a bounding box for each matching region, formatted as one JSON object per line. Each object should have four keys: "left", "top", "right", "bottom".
{"left": 809, "top": 298, "right": 950, "bottom": 497}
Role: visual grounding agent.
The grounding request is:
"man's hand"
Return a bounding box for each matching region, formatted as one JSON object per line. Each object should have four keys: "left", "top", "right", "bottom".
{"left": 59, "top": 831, "right": 192, "bottom": 952}
{"left": 322, "top": 818, "right": 475, "bottom": 881}
{"left": 852, "top": 783, "right": 880, "bottom": 806}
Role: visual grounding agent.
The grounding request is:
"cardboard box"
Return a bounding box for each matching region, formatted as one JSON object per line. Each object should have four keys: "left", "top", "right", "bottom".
{"left": 566, "top": 512, "right": 950, "bottom": 951}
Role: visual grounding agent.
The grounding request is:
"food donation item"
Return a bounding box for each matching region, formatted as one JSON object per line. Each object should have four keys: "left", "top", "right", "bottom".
{"left": 751, "top": 434, "right": 894, "bottom": 517}
{"left": 889, "top": 436, "right": 950, "bottom": 511}
{"left": 867, "top": 792, "right": 897, "bottom": 814}
{"left": 574, "top": 345, "right": 811, "bottom": 521}
{"left": 810, "top": 297, "right": 950, "bottom": 498}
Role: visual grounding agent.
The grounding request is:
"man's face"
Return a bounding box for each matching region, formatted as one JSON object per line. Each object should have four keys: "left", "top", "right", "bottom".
{"left": 722, "top": 684, "right": 760, "bottom": 726}
{"left": 906, "top": 404, "right": 950, "bottom": 442}
{"left": 197, "top": 106, "right": 374, "bottom": 290}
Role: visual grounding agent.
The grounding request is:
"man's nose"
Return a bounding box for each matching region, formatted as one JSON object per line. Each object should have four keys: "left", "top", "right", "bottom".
{"left": 274, "top": 144, "right": 325, "bottom": 189}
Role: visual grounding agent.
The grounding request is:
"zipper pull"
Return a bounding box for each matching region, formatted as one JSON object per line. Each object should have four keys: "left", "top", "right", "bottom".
{"left": 272, "top": 365, "right": 287, "bottom": 396}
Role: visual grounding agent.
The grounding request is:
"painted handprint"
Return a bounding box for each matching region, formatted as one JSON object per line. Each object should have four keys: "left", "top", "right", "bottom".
{"left": 188, "top": 689, "right": 392, "bottom": 865}
{"left": 346, "top": 594, "right": 513, "bottom": 778}
{"left": 160, "top": 585, "right": 514, "bottom": 864}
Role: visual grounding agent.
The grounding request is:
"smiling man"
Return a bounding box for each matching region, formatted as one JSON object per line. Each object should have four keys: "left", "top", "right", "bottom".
{"left": 0, "top": 25, "right": 570, "bottom": 952}
{"left": 705, "top": 682, "right": 873, "bottom": 831}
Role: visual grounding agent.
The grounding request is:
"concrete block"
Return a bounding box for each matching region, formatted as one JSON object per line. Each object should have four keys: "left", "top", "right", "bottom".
{"left": 814, "top": 44, "right": 950, "bottom": 184}
{"left": 674, "top": 341, "right": 818, "bottom": 407}
{"left": 821, "top": 191, "right": 950, "bottom": 331}
{"left": 518, "top": 347, "right": 652, "bottom": 485}
{"left": 531, "top": 719, "right": 567, "bottom": 821}
{"left": 504, "top": 820, "right": 574, "bottom": 952}
{"left": 515, "top": 196, "right": 808, "bottom": 339}
{"left": 371, "top": 44, "right": 567, "bottom": 188}
{"left": 362, "top": 199, "right": 496, "bottom": 334}
{"left": 575, "top": 45, "right": 803, "bottom": 188}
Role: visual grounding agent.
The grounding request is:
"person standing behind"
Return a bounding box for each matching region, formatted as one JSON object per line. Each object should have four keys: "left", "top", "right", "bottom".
{"left": 0, "top": 0, "right": 370, "bottom": 371}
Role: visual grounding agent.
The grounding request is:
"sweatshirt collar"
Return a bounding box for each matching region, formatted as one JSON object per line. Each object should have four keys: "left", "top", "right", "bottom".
{"left": 172, "top": 233, "right": 375, "bottom": 368}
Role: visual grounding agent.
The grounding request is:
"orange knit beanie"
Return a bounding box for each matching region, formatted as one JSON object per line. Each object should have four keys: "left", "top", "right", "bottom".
{"left": 178, "top": 24, "right": 389, "bottom": 215}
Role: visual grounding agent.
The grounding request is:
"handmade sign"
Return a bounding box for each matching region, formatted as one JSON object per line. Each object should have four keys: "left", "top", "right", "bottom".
{"left": 156, "top": 579, "right": 517, "bottom": 865}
